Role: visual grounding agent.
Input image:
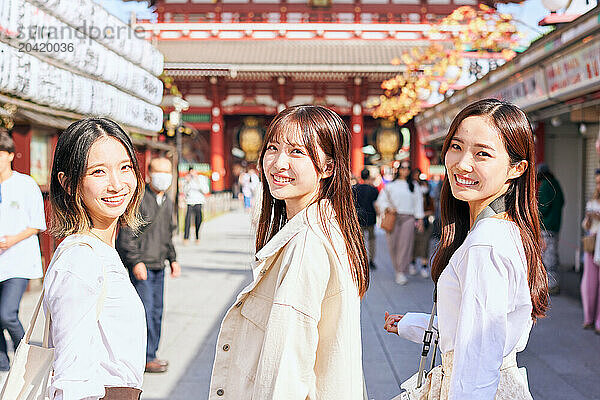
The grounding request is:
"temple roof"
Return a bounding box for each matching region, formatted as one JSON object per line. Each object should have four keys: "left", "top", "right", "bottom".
{"left": 158, "top": 39, "right": 430, "bottom": 69}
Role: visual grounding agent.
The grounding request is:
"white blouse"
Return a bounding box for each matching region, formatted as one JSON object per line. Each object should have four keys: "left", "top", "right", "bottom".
{"left": 43, "top": 234, "right": 146, "bottom": 400}
{"left": 397, "top": 218, "right": 533, "bottom": 399}
{"left": 376, "top": 180, "right": 424, "bottom": 219}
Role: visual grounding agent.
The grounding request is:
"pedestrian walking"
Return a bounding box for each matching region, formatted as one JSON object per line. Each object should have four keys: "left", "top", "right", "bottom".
{"left": 210, "top": 105, "right": 369, "bottom": 399}
{"left": 353, "top": 168, "right": 380, "bottom": 270}
{"left": 384, "top": 99, "right": 548, "bottom": 399}
{"left": 581, "top": 169, "right": 600, "bottom": 334}
{"left": 116, "top": 157, "right": 181, "bottom": 374}
{"left": 537, "top": 163, "right": 564, "bottom": 295}
{"left": 183, "top": 167, "right": 210, "bottom": 244}
{"left": 0, "top": 129, "right": 47, "bottom": 371}
{"left": 376, "top": 161, "right": 424, "bottom": 285}
{"left": 410, "top": 168, "right": 433, "bottom": 278}
{"left": 239, "top": 166, "right": 260, "bottom": 213}
{"left": 44, "top": 118, "right": 147, "bottom": 399}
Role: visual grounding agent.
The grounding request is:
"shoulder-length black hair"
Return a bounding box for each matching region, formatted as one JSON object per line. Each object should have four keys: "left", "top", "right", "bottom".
{"left": 50, "top": 118, "right": 145, "bottom": 237}
{"left": 431, "top": 99, "right": 548, "bottom": 320}
{"left": 256, "top": 105, "right": 369, "bottom": 297}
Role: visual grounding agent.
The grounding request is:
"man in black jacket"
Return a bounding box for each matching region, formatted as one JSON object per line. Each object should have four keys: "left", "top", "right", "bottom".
{"left": 352, "top": 168, "right": 380, "bottom": 270}
{"left": 117, "top": 157, "right": 180, "bottom": 373}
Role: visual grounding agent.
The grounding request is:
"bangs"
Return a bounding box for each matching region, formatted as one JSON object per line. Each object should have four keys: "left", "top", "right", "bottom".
{"left": 268, "top": 117, "right": 309, "bottom": 148}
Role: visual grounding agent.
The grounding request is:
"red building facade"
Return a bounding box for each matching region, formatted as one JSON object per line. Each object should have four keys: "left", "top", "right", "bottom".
{"left": 137, "top": 0, "right": 507, "bottom": 189}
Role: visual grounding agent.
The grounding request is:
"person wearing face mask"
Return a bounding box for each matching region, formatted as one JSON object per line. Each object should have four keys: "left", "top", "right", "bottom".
{"left": 116, "top": 157, "right": 181, "bottom": 374}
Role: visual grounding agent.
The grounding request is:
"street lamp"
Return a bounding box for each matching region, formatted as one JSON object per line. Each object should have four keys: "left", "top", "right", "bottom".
{"left": 170, "top": 97, "right": 189, "bottom": 167}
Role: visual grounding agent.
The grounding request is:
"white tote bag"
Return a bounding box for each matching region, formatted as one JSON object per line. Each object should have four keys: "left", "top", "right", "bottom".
{"left": 0, "top": 241, "right": 104, "bottom": 400}
{"left": 0, "top": 289, "right": 53, "bottom": 400}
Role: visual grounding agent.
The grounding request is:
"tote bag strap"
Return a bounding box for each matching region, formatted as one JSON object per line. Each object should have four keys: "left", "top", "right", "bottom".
{"left": 23, "top": 290, "right": 46, "bottom": 346}
{"left": 23, "top": 241, "right": 89, "bottom": 348}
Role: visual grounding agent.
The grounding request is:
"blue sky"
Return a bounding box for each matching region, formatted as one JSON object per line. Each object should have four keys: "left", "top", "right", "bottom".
{"left": 97, "top": 0, "right": 595, "bottom": 45}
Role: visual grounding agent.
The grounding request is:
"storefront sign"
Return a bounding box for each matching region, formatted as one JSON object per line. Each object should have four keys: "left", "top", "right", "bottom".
{"left": 545, "top": 39, "right": 600, "bottom": 99}
{"left": 30, "top": 133, "right": 49, "bottom": 186}
{"left": 486, "top": 67, "right": 548, "bottom": 110}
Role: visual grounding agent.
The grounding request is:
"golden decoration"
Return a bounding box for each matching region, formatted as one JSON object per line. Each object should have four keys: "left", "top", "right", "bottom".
{"left": 374, "top": 5, "right": 520, "bottom": 124}
{"left": 239, "top": 117, "right": 263, "bottom": 161}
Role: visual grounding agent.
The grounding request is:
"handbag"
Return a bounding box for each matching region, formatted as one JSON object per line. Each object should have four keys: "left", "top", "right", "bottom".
{"left": 0, "top": 240, "right": 106, "bottom": 400}
{"left": 393, "top": 299, "right": 441, "bottom": 400}
{"left": 0, "top": 290, "right": 53, "bottom": 400}
{"left": 381, "top": 188, "right": 398, "bottom": 234}
{"left": 583, "top": 234, "right": 596, "bottom": 254}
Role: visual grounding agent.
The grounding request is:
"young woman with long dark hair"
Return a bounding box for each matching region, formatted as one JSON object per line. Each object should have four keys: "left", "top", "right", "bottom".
{"left": 376, "top": 160, "right": 424, "bottom": 285}
{"left": 210, "top": 105, "right": 369, "bottom": 399}
{"left": 384, "top": 99, "right": 548, "bottom": 399}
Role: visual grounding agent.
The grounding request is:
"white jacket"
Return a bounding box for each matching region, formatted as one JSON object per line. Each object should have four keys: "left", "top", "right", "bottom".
{"left": 209, "top": 201, "right": 364, "bottom": 399}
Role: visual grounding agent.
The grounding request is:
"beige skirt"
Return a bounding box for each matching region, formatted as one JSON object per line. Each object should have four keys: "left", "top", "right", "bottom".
{"left": 396, "top": 350, "right": 532, "bottom": 400}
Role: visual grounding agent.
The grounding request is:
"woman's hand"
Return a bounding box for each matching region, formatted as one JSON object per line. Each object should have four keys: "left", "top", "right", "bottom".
{"left": 415, "top": 219, "right": 424, "bottom": 233}
{"left": 384, "top": 311, "right": 404, "bottom": 335}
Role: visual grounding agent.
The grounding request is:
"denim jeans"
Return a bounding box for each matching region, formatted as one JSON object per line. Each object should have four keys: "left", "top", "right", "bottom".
{"left": 130, "top": 268, "right": 164, "bottom": 363}
{"left": 0, "top": 278, "right": 29, "bottom": 370}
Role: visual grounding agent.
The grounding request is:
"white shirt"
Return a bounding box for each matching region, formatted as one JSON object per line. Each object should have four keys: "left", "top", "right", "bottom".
{"left": 0, "top": 171, "right": 46, "bottom": 281}
{"left": 184, "top": 174, "right": 210, "bottom": 205}
{"left": 376, "top": 180, "right": 424, "bottom": 219}
{"left": 397, "top": 218, "right": 533, "bottom": 399}
{"left": 43, "top": 234, "right": 146, "bottom": 400}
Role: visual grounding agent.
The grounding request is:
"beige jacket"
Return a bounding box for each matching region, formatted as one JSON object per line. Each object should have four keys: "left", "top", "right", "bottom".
{"left": 209, "top": 201, "right": 364, "bottom": 400}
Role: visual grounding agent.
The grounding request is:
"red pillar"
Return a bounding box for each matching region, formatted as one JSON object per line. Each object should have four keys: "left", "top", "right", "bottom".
{"left": 210, "top": 106, "right": 225, "bottom": 192}
{"left": 351, "top": 105, "right": 364, "bottom": 177}
{"left": 534, "top": 121, "right": 545, "bottom": 165}
{"left": 11, "top": 125, "right": 32, "bottom": 174}
{"left": 409, "top": 120, "right": 430, "bottom": 175}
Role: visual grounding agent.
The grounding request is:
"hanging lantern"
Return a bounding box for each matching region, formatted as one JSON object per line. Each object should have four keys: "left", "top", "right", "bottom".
{"left": 239, "top": 117, "right": 263, "bottom": 162}
{"left": 376, "top": 120, "right": 401, "bottom": 161}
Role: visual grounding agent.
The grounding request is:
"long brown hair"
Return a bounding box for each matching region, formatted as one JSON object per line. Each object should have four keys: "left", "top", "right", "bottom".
{"left": 255, "top": 105, "right": 369, "bottom": 297}
{"left": 431, "top": 99, "right": 548, "bottom": 319}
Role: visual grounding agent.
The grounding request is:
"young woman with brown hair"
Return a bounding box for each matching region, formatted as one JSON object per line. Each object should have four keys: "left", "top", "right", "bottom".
{"left": 210, "top": 105, "right": 369, "bottom": 399}
{"left": 384, "top": 99, "right": 548, "bottom": 399}
{"left": 45, "top": 118, "right": 147, "bottom": 400}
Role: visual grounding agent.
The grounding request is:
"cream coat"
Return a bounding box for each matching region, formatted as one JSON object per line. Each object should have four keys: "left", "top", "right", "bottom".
{"left": 209, "top": 202, "right": 364, "bottom": 399}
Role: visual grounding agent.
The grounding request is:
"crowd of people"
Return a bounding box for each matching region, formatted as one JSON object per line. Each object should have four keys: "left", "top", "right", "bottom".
{"left": 352, "top": 162, "right": 441, "bottom": 286}
{"left": 0, "top": 99, "right": 594, "bottom": 399}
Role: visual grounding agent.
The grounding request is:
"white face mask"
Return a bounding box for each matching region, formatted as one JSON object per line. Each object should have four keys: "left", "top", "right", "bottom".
{"left": 150, "top": 172, "right": 172, "bottom": 192}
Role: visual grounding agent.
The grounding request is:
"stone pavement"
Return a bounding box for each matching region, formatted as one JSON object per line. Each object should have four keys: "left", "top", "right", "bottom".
{"left": 9, "top": 209, "right": 600, "bottom": 399}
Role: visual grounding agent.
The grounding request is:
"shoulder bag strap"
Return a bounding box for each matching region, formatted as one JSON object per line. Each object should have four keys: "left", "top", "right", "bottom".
{"left": 384, "top": 186, "right": 395, "bottom": 212}
{"left": 416, "top": 298, "right": 437, "bottom": 388}
{"left": 26, "top": 241, "right": 89, "bottom": 348}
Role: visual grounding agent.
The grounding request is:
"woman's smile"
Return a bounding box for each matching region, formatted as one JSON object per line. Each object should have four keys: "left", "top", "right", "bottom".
{"left": 101, "top": 192, "right": 129, "bottom": 207}
{"left": 454, "top": 174, "right": 479, "bottom": 187}
{"left": 271, "top": 173, "right": 295, "bottom": 186}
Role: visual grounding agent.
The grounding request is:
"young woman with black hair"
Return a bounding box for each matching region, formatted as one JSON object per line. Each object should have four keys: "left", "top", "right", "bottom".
{"left": 384, "top": 99, "right": 548, "bottom": 399}
{"left": 377, "top": 161, "right": 425, "bottom": 285}
{"left": 45, "top": 118, "right": 147, "bottom": 400}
